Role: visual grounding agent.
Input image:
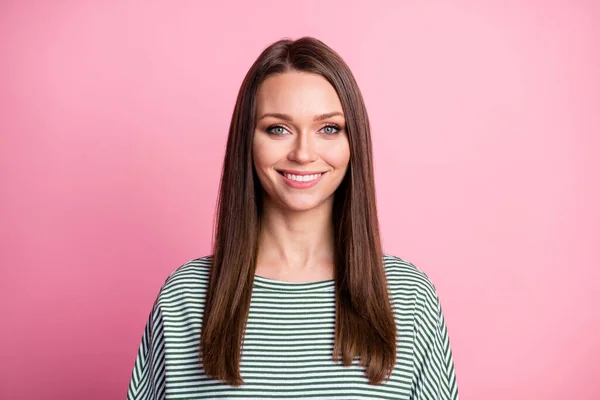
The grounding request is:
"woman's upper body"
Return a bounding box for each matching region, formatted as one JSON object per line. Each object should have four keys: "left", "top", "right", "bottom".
{"left": 127, "top": 255, "right": 458, "bottom": 400}
{"left": 127, "top": 36, "right": 459, "bottom": 399}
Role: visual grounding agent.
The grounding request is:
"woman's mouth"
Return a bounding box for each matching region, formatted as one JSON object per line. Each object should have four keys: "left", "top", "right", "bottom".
{"left": 280, "top": 172, "right": 323, "bottom": 182}
{"left": 276, "top": 170, "right": 327, "bottom": 188}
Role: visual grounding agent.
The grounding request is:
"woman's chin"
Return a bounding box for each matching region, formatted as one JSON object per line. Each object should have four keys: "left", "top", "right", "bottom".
{"left": 274, "top": 196, "right": 331, "bottom": 213}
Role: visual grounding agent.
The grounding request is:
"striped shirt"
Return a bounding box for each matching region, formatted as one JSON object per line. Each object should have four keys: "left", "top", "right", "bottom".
{"left": 127, "top": 255, "right": 458, "bottom": 399}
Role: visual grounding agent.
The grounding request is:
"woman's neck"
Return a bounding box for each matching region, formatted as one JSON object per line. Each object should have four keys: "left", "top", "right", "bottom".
{"left": 255, "top": 199, "right": 335, "bottom": 282}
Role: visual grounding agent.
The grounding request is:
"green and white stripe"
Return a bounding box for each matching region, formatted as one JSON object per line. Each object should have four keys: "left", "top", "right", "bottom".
{"left": 127, "top": 255, "right": 458, "bottom": 399}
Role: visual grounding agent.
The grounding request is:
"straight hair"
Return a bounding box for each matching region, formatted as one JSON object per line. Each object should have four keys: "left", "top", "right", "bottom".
{"left": 201, "top": 37, "right": 396, "bottom": 386}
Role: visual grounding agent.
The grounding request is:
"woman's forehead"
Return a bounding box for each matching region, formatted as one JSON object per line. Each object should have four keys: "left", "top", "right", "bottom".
{"left": 256, "top": 71, "right": 343, "bottom": 118}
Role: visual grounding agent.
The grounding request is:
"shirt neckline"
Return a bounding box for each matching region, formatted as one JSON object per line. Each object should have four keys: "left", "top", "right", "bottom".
{"left": 253, "top": 274, "right": 335, "bottom": 292}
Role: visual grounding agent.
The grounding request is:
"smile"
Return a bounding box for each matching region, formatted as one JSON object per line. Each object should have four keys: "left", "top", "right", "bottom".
{"left": 276, "top": 170, "right": 327, "bottom": 189}
{"left": 283, "top": 173, "right": 322, "bottom": 182}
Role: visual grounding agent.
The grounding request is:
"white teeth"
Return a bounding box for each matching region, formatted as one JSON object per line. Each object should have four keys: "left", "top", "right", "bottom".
{"left": 284, "top": 173, "right": 322, "bottom": 182}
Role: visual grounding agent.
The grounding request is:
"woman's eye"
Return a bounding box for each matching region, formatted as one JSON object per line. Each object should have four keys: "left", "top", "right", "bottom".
{"left": 320, "top": 125, "right": 340, "bottom": 135}
{"left": 267, "top": 126, "right": 289, "bottom": 135}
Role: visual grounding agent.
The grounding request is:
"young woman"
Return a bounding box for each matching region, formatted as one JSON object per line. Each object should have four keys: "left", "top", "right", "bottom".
{"left": 127, "top": 37, "right": 459, "bottom": 400}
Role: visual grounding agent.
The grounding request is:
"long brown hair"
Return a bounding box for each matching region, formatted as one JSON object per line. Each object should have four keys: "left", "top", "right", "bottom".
{"left": 201, "top": 37, "right": 396, "bottom": 386}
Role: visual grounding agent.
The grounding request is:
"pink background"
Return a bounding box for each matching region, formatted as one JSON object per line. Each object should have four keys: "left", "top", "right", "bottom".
{"left": 1, "top": 1, "right": 598, "bottom": 399}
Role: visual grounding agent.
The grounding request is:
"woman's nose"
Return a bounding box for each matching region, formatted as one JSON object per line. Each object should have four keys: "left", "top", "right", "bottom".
{"left": 288, "top": 132, "right": 317, "bottom": 164}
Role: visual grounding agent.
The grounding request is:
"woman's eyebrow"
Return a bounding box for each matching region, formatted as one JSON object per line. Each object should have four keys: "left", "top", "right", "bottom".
{"left": 314, "top": 111, "right": 344, "bottom": 121}
{"left": 258, "top": 112, "right": 345, "bottom": 121}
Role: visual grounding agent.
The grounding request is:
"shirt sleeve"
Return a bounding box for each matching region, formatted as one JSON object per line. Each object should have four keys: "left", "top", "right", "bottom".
{"left": 411, "top": 290, "right": 459, "bottom": 400}
{"left": 126, "top": 300, "right": 167, "bottom": 400}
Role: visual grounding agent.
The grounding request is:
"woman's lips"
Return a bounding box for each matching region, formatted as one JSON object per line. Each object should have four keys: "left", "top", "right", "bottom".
{"left": 278, "top": 170, "right": 326, "bottom": 189}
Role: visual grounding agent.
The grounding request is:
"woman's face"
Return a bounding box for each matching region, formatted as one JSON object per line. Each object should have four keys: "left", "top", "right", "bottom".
{"left": 253, "top": 71, "right": 350, "bottom": 212}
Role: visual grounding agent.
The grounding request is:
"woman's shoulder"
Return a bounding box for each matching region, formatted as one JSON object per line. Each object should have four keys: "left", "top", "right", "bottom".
{"left": 155, "top": 255, "right": 213, "bottom": 301}
{"left": 383, "top": 253, "right": 439, "bottom": 301}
